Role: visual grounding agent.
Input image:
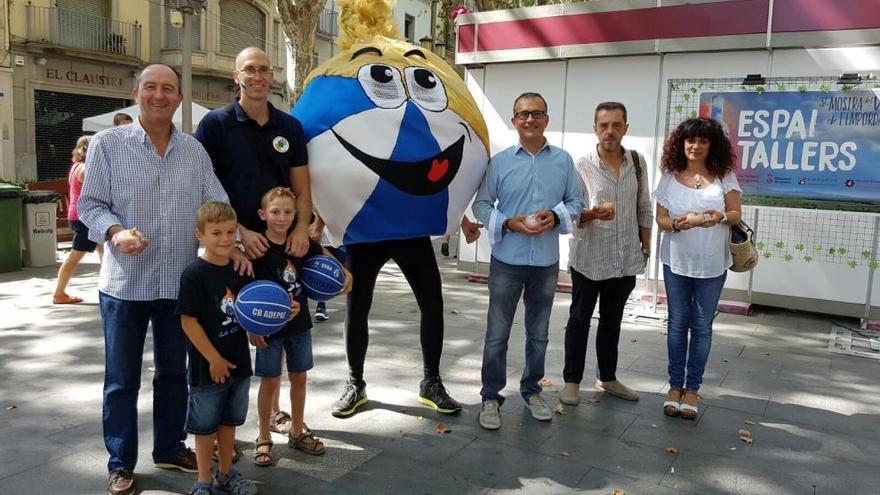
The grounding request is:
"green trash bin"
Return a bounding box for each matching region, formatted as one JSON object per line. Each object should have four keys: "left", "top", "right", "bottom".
{"left": 0, "top": 183, "right": 24, "bottom": 273}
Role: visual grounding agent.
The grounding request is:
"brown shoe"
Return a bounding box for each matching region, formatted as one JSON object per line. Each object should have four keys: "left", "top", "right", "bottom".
{"left": 596, "top": 380, "right": 640, "bottom": 401}
{"left": 153, "top": 447, "right": 198, "bottom": 473}
{"left": 107, "top": 469, "right": 134, "bottom": 495}
{"left": 680, "top": 389, "right": 699, "bottom": 420}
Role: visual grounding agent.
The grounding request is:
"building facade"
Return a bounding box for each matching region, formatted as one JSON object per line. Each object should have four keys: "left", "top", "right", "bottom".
{"left": 6, "top": 0, "right": 288, "bottom": 182}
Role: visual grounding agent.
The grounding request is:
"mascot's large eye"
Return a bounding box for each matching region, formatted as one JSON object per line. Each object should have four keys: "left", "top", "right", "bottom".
{"left": 358, "top": 64, "right": 406, "bottom": 109}
{"left": 404, "top": 67, "right": 447, "bottom": 112}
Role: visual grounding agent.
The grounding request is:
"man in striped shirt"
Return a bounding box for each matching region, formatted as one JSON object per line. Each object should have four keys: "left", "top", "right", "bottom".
{"left": 560, "top": 102, "right": 653, "bottom": 406}
{"left": 78, "top": 64, "right": 247, "bottom": 495}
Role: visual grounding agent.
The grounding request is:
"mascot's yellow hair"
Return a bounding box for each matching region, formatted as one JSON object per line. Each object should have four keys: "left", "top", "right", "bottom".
{"left": 337, "top": 0, "right": 399, "bottom": 50}
{"left": 306, "top": 0, "right": 489, "bottom": 152}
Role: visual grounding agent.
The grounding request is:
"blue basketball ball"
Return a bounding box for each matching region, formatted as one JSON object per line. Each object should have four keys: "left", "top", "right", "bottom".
{"left": 234, "top": 280, "right": 290, "bottom": 336}
{"left": 301, "top": 255, "right": 345, "bottom": 302}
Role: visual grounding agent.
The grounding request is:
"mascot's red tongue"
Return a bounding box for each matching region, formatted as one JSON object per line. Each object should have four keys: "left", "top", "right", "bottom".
{"left": 427, "top": 158, "right": 449, "bottom": 182}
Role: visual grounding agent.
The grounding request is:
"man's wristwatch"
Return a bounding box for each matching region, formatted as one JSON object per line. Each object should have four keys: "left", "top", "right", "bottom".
{"left": 671, "top": 218, "right": 681, "bottom": 233}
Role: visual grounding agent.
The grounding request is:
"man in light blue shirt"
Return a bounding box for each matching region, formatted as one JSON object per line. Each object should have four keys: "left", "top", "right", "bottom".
{"left": 472, "top": 92, "right": 583, "bottom": 430}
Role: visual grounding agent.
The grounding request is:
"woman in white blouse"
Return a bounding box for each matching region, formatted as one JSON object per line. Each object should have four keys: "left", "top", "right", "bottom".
{"left": 654, "top": 118, "right": 742, "bottom": 420}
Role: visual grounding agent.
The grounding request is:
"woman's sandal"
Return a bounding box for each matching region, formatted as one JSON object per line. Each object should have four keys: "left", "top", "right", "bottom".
{"left": 664, "top": 388, "right": 683, "bottom": 417}
{"left": 253, "top": 438, "right": 274, "bottom": 467}
{"left": 269, "top": 410, "right": 292, "bottom": 435}
{"left": 53, "top": 294, "right": 83, "bottom": 304}
{"left": 680, "top": 389, "right": 700, "bottom": 420}
{"left": 289, "top": 430, "right": 326, "bottom": 456}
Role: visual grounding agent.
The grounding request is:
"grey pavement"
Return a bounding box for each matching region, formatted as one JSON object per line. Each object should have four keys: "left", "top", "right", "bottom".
{"left": 1, "top": 242, "right": 880, "bottom": 495}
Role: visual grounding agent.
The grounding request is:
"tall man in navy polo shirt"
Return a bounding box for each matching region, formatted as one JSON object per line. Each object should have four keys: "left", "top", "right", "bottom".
{"left": 195, "top": 47, "right": 312, "bottom": 439}
{"left": 195, "top": 47, "right": 311, "bottom": 259}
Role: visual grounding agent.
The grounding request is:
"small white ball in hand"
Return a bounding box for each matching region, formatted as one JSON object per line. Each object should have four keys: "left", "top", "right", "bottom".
{"left": 524, "top": 214, "right": 540, "bottom": 230}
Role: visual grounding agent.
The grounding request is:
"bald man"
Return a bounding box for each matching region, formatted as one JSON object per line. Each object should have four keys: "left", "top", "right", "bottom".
{"left": 195, "top": 47, "right": 311, "bottom": 259}
{"left": 194, "top": 47, "right": 312, "bottom": 442}
{"left": 78, "top": 64, "right": 246, "bottom": 495}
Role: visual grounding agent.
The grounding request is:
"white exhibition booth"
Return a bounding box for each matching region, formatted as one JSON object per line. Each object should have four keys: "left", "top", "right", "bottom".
{"left": 454, "top": 0, "right": 880, "bottom": 319}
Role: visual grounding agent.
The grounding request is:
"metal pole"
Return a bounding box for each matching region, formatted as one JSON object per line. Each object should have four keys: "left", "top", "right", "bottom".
{"left": 862, "top": 215, "right": 880, "bottom": 328}
{"left": 181, "top": 9, "right": 193, "bottom": 133}
{"left": 746, "top": 208, "right": 759, "bottom": 307}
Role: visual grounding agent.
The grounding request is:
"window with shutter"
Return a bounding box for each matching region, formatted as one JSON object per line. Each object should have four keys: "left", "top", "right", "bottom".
{"left": 219, "top": 0, "right": 266, "bottom": 55}
{"left": 164, "top": 2, "right": 202, "bottom": 50}
{"left": 274, "top": 21, "right": 287, "bottom": 68}
{"left": 57, "top": 0, "right": 109, "bottom": 17}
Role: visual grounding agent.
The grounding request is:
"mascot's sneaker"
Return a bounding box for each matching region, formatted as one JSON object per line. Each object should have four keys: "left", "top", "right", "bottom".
{"left": 331, "top": 378, "right": 368, "bottom": 417}
{"left": 418, "top": 376, "right": 462, "bottom": 414}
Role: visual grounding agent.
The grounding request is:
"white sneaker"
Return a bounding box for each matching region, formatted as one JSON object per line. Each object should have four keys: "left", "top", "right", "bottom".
{"left": 560, "top": 383, "right": 579, "bottom": 405}
{"left": 479, "top": 400, "right": 501, "bottom": 430}
{"left": 526, "top": 394, "right": 552, "bottom": 421}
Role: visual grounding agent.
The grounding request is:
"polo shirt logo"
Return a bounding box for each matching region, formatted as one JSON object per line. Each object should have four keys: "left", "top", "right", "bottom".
{"left": 273, "top": 136, "right": 289, "bottom": 153}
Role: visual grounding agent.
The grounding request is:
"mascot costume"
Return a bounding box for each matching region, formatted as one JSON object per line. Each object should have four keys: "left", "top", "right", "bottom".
{"left": 292, "top": 0, "right": 489, "bottom": 417}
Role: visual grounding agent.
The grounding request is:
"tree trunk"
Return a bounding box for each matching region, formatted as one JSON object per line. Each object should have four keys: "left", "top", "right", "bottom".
{"left": 276, "top": 0, "right": 324, "bottom": 105}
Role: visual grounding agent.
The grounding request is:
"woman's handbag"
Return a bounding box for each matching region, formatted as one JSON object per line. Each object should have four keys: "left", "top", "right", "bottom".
{"left": 729, "top": 220, "right": 758, "bottom": 272}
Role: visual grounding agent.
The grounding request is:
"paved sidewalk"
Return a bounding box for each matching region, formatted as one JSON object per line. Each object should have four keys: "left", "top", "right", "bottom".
{"left": 1, "top": 244, "right": 879, "bottom": 495}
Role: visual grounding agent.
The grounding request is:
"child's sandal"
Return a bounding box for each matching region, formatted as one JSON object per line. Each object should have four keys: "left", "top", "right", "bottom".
{"left": 211, "top": 441, "right": 241, "bottom": 463}
{"left": 252, "top": 438, "right": 274, "bottom": 467}
{"left": 289, "top": 431, "right": 326, "bottom": 456}
{"left": 663, "top": 388, "right": 683, "bottom": 417}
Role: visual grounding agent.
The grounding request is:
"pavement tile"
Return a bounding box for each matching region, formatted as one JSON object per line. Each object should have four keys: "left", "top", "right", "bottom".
{"left": 336, "top": 451, "right": 490, "bottom": 495}
{"left": 619, "top": 410, "right": 751, "bottom": 461}
{"left": 536, "top": 429, "right": 673, "bottom": 484}
{"left": 572, "top": 467, "right": 700, "bottom": 495}
{"left": 661, "top": 450, "right": 744, "bottom": 494}
{"left": 444, "top": 438, "right": 590, "bottom": 492}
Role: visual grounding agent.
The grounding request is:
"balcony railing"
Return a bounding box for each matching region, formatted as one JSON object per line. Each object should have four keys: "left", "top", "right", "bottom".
{"left": 316, "top": 9, "right": 338, "bottom": 38}
{"left": 26, "top": 4, "right": 141, "bottom": 58}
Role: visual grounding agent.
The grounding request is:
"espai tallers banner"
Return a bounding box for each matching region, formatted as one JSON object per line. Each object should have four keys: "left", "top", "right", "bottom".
{"left": 699, "top": 90, "right": 880, "bottom": 208}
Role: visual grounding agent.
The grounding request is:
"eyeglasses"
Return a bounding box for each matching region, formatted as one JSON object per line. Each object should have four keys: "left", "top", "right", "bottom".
{"left": 514, "top": 110, "right": 547, "bottom": 121}
{"left": 238, "top": 66, "right": 271, "bottom": 76}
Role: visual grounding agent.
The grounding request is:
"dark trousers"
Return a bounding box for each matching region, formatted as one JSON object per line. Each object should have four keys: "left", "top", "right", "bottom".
{"left": 344, "top": 237, "right": 444, "bottom": 380}
{"left": 563, "top": 269, "right": 636, "bottom": 383}
{"left": 99, "top": 293, "right": 188, "bottom": 472}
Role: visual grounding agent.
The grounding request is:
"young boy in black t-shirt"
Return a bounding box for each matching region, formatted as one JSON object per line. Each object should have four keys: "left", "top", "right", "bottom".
{"left": 251, "top": 187, "right": 351, "bottom": 464}
{"left": 177, "top": 202, "right": 299, "bottom": 495}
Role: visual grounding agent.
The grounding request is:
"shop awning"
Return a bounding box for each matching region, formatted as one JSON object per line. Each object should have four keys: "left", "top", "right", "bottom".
{"left": 81, "top": 102, "right": 212, "bottom": 132}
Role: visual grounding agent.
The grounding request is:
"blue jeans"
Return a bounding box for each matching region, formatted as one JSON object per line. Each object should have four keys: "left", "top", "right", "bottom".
{"left": 100, "top": 293, "right": 188, "bottom": 472}
{"left": 663, "top": 265, "right": 726, "bottom": 391}
{"left": 185, "top": 376, "right": 250, "bottom": 435}
{"left": 481, "top": 257, "right": 559, "bottom": 405}
{"left": 254, "top": 330, "right": 314, "bottom": 376}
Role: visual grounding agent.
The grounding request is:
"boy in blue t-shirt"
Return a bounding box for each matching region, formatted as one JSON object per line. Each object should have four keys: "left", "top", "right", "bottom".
{"left": 251, "top": 187, "right": 351, "bottom": 465}
{"left": 176, "top": 202, "right": 299, "bottom": 495}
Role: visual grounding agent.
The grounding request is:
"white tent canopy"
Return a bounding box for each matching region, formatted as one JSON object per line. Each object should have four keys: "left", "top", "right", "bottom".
{"left": 82, "top": 102, "right": 213, "bottom": 132}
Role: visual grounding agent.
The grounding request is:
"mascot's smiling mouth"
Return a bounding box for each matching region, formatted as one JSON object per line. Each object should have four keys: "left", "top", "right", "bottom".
{"left": 332, "top": 129, "right": 464, "bottom": 196}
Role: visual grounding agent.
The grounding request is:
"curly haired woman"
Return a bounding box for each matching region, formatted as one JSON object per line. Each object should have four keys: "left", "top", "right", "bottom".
{"left": 654, "top": 118, "right": 742, "bottom": 420}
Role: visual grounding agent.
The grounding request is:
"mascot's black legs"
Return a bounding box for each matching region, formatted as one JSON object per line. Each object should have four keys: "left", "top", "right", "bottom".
{"left": 333, "top": 237, "right": 460, "bottom": 417}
